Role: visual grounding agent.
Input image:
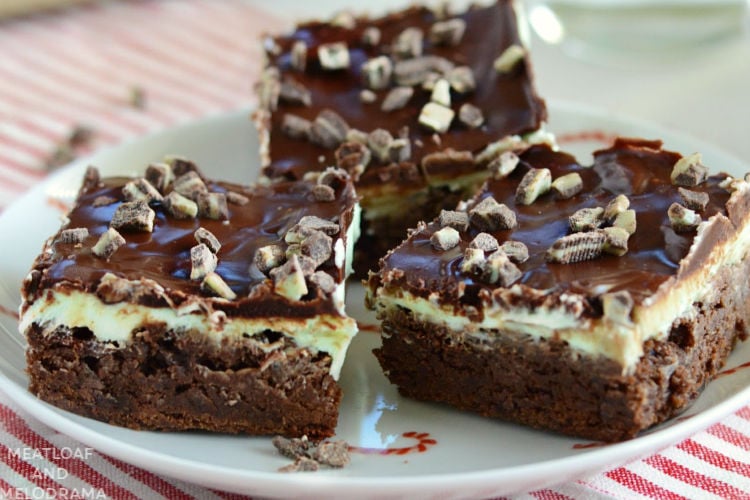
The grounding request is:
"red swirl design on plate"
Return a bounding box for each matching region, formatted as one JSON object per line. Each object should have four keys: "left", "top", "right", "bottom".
{"left": 356, "top": 321, "right": 380, "bottom": 334}
{"left": 557, "top": 129, "right": 618, "bottom": 147}
{"left": 715, "top": 361, "right": 750, "bottom": 380}
{"left": 0, "top": 304, "right": 19, "bottom": 321}
{"left": 46, "top": 197, "right": 72, "bottom": 213}
{"left": 349, "top": 431, "right": 437, "bottom": 456}
{"left": 572, "top": 441, "right": 608, "bottom": 449}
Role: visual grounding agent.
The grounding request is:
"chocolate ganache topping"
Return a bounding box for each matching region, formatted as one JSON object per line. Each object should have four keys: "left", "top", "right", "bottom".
{"left": 25, "top": 163, "right": 357, "bottom": 319}
{"left": 379, "top": 139, "right": 733, "bottom": 306}
{"left": 258, "top": 0, "right": 547, "bottom": 186}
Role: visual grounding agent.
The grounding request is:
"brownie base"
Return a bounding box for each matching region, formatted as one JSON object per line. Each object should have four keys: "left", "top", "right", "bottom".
{"left": 26, "top": 325, "right": 341, "bottom": 440}
{"left": 374, "top": 264, "right": 750, "bottom": 442}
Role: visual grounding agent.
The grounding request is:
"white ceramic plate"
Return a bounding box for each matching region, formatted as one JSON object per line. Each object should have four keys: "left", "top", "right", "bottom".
{"left": 1, "top": 102, "right": 749, "bottom": 499}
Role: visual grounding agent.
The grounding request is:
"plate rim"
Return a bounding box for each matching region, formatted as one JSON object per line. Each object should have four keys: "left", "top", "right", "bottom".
{"left": 2, "top": 100, "right": 750, "bottom": 497}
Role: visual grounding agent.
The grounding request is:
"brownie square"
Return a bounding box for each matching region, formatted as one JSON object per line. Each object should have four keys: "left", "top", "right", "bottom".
{"left": 367, "top": 138, "right": 750, "bottom": 441}
{"left": 254, "top": 0, "right": 549, "bottom": 274}
{"left": 20, "top": 160, "right": 359, "bottom": 439}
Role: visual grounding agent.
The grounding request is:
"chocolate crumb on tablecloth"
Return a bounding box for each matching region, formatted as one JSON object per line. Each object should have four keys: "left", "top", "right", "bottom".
{"left": 128, "top": 85, "right": 147, "bottom": 109}
{"left": 43, "top": 124, "right": 95, "bottom": 170}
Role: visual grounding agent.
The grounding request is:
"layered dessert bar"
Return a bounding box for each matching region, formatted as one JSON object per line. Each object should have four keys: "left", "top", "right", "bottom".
{"left": 20, "top": 160, "right": 359, "bottom": 439}
{"left": 254, "top": 0, "right": 549, "bottom": 273}
{"left": 367, "top": 138, "right": 750, "bottom": 442}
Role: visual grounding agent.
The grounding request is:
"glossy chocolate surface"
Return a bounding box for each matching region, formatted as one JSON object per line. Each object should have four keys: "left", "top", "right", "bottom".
{"left": 380, "top": 139, "right": 733, "bottom": 305}
{"left": 28, "top": 172, "right": 357, "bottom": 318}
{"left": 261, "top": 1, "right": 547, "bottom": 186}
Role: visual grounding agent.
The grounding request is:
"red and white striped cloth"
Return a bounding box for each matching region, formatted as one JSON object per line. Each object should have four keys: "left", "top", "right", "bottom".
{"left": 1, "top": 1, "right": 750, "bottom": 498}
{"left": 0, "top": 0, "right": 266, "bottom": 209}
